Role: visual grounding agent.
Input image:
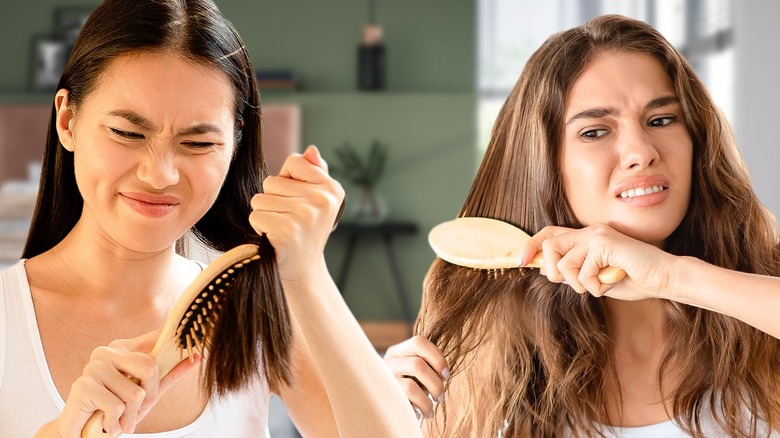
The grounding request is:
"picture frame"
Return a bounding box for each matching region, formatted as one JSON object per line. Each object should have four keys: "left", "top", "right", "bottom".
{"left": 27, "top": 34, "right": 71, "bottom": 92}
{"left": 53, "top": 6, "right": 94, "bottom": 42}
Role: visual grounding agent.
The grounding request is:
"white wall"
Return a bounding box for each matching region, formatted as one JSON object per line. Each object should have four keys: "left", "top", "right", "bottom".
{"left": 734, "top": 1, "right": 780, "bottom": 218}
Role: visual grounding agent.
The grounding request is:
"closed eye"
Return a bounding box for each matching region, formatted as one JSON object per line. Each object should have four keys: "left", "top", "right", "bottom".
{"left": 109, "top": 127, "right": 144, "bottom": 140}
{"left": 649, "top": 116, "right": 676, "bottom": 127}
{"left": 181, "top": 141, "right": 218, "bottom": 149}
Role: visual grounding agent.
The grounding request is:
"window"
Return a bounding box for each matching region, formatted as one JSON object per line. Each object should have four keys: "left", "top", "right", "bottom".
{"left": 477, "top": 0, "right": 734, "bottom": 153}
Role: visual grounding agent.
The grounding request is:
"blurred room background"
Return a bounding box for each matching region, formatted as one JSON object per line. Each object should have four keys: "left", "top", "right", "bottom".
{"left": 1, "top": 1, "right": 778, "bottom": 435}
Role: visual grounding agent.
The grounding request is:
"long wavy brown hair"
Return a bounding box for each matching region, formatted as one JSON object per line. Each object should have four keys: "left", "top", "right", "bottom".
{"left": 416, "top": 15, "right": 780, "bottom": 437}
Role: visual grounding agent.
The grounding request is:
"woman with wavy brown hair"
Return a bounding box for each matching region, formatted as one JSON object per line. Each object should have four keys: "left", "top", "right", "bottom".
{"left": 385, "top": 14, "right": 780, "bottom": 437}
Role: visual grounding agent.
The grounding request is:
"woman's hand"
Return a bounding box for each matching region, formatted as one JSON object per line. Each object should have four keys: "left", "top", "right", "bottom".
{"left": 521, "top": 224, "right": 678, "bottom": 301}
{"left": 249, "top": 145, "right": 345, "bottom": 285}
{"left": 254, "top": 147, "right": 421, "bottom": 436}
{"left": 39, "top": 330, "right": 199, "bottom": 438}
{"left": 383, "top": 336, "right": 450, "bottom": 420}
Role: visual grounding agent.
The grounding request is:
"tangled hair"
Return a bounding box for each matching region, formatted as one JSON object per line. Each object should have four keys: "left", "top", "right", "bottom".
{"left": 416, "top": 15, "right": 780, "bottom": 437}
{"left": 23, "top": 0, "right": 293, "bottom": 396}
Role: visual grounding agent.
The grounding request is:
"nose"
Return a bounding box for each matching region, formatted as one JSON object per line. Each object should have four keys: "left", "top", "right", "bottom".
{"left": 136, "top": 149, "right": 180, "bottom": 190}
{"left": 618, "top": 124, "right": 659, "bottom": 170}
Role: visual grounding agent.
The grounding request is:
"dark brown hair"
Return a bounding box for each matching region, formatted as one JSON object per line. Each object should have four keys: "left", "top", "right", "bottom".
{"left": 23, "top": 0, "right": 292, "bottom": 396}
{"left": 417, "top": 14, "right": 780, "bottom": 437}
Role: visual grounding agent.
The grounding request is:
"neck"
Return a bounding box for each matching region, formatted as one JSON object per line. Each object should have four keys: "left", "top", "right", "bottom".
{"left": 604, "top": 298, "right": 668, "bottom": 356}
{"left": 30, "top": 219, "right": 194, "bottom": 315}
{"left": 602, "top": 298, "right": 682, "bottom": 425}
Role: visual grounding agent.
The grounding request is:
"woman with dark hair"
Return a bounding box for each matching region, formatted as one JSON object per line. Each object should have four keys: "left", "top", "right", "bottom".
{"left": 0, "top": 0, "right": 419, "bottom": 437}
{"left": 385, "top": 15, "right": 780, "bottom": 437}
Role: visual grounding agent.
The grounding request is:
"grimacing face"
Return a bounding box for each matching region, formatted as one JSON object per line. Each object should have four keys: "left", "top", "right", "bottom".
{"left": 560, "top": 50, "right": 692, "bottom": 247}
{"left": 55, "top": 52, "right": 237, "bottom": 253}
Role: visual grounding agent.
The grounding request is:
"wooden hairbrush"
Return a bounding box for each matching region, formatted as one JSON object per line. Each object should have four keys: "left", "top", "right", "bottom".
{"left": 428, "top": 217, "right": 626, "bottom": 284}
{"left": 81, "top": 243, "right": 261, "bottom": 438}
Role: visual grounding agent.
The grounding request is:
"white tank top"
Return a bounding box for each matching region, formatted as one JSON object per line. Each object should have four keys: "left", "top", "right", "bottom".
{"left": 594, "top": 416, "right": 779, "bottom": 437}
{"left": 0, "top": 261, "right": 271, "bottom": 437}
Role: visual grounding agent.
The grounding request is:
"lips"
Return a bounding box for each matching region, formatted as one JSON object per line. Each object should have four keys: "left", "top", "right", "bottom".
{"left": 619, "top": 184, "right": 666, "bottom": 199}
{"left": 614, "top": 176, "right": 670, "bottom": 198}
{"left": 612, "top": 176, "right": 672, "bottom": 207}
{"left": 120, "top": 192, "right": 180, "bottom": 217}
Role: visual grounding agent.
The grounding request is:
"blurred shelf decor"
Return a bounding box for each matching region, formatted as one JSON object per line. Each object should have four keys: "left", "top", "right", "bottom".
{"left": 331, "top": 140, "right": 389, "bottom": 224}
{"left": 0, "top": 104, "right": 49, "bottom": 187}
{"left": 28, "top": 35, "right": 70, "bottom": 92}
{"left": 256, "top": 70, "right": 301, "bottom": 92}
{"left": 0, "top": 104, "right": 47, "bottom": 267}
{"left": 0, "top": 191, "right": 36, "bottom": 267}
{"left": 357, "top": 0, "right": 385, "bottom": 90}
{"left": 0, "top": 168, "right": 38, "bottom": 268}
{"left": 27, "top": 6, "right": 93, "bottom": 92}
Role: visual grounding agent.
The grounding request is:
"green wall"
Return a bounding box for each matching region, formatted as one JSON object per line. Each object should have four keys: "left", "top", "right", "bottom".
{"left": 0, "top": 0, "right": 477, "bottom": 320}
{"left": 1, "top": 0, "right": 474, "bottom": 93}
{"left": 0, "top": 1, "right": 97, "bottom": 92}
{"left": 268, "top": 93, "right": 476, "bottom": 320}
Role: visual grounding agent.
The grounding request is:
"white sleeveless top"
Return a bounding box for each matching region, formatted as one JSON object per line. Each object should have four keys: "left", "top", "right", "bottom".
{"left": 567, "top": 390, "right": 780, "bottom": 437}
{"left": 593, "top": 416, "right": 779, "bottom": 437}
{"left": 598, "top": 420, "right": 690, "bottom": 437}
{"left": 0, "top": 261, "right": 271, "bottom": 437}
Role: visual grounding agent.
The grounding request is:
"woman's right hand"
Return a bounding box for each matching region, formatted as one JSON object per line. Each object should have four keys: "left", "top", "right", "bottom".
{"left": 37, "top": 330, "right": 199, "bottom": 437}
{"left": 383, "top": 336, "right": 450, "bottom": 420}
{"left": 520, "top": 224, "right": 674, "bottom": 300}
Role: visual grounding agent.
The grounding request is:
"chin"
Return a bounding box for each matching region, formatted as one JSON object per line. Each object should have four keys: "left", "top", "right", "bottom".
{"left": 114, "top": 228, "right": 182, "bottom": 253}
{"left": 608, "top": 222, "right": 677, "bottom": 248}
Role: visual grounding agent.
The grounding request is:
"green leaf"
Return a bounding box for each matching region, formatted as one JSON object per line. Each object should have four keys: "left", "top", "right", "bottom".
{"left": 329, "top": 140, "right": 389, "bottom": 186}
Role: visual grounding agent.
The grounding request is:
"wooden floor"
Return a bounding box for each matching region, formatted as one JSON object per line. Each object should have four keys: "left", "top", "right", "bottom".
{"left": 359, "top": 320, "right": 414, "bottom": 353}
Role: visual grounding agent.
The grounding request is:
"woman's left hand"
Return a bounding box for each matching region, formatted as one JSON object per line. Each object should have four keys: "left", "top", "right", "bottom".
{"left": 521, "top": 224, "right": 678, "bottom": 301}
{"left": 249, "top": 145, "right": 345, "bottom": 284}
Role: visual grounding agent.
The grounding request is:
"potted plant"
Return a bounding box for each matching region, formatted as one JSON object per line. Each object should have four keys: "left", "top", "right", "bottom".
{"left": 331, "top": 140, "right": 389, "bottom": 223}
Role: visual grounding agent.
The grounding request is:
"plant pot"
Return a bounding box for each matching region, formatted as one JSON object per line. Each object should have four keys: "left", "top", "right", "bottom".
{"left": 350, "top": 185, "right": 388, "bottom": 224}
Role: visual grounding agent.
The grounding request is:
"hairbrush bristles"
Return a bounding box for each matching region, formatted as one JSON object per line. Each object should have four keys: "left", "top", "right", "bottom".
{"left": 81, "top": 244, "right": 261, "bottom": 438}
{"left": 175, "top": 254, "right": 261, "bottom": 362}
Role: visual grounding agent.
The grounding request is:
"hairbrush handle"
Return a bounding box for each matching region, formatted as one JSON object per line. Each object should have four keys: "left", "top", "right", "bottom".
{"left": 80, "top": 351, "right": 196, "bottom": 438}
{"left": 81, "top": 244, "right": 260, "bottom": 438}
{"left": 428, "top": 217, "right": 626, "bottom": 285}
{"left": 525, "top": 251, "right": 626, "bottom": 284}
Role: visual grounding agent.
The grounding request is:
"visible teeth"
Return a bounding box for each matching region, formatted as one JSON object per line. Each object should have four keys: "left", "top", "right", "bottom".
{"left": 620, "top": 185, "right": 664, "bottom": 199}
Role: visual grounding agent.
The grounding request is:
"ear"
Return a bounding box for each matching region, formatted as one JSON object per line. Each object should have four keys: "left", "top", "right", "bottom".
{"left": 54, "top": 89, "right": 76, "bottom": 152}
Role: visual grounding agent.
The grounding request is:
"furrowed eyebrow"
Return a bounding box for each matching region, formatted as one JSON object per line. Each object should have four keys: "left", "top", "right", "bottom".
{"left": 108, "top": 109, "right": 154, "bottom": 130}
{"left": 645, "top": 95, "right": 679, "bottom": 109}
{"left": 178, "top": 124, "right": 224, "bottom": 136}
{"left": 565, "top": 107, "right": 616, "bottom": 125}
{"left": 107, "top": 109, "right": 224, "bottom": 136}
{"left": 565, "top": 95, "right": 680, "bottom": 125}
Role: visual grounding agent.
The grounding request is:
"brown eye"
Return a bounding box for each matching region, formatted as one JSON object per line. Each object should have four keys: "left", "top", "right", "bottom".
{"left": 581, "top": 128, "right": 607, "bottom": 139}
{"left": 649, "top": 116, "right": 676, "bottom": 127}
